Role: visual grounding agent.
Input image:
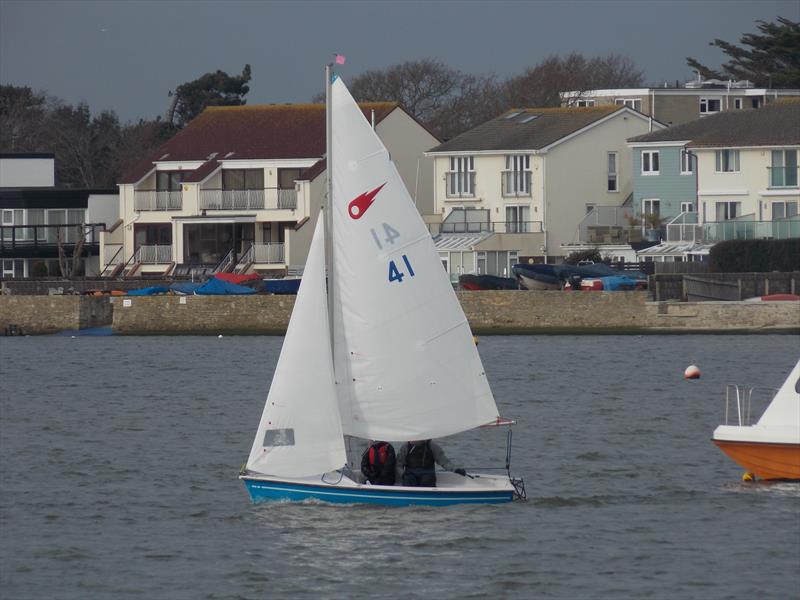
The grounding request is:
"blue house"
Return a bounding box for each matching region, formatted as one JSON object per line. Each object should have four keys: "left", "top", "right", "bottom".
{"left": 627, "top": 141, "right": 697, "bottom": 226}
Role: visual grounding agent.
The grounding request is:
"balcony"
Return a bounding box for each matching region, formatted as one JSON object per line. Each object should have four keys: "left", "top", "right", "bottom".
{"left": 667, "top": 217, "right": 800, "bottom": 242}
{"left": 136, "top": 244, "right": 172, "bottom": 264}
{"left": 501, "top": 171, "right": 532, "bottom": 198}
{"left": 240, "top": 242, "right": 285, "bottom": 265}
{"left": 199, "top": 188, "right": 297, "bottom": 211}
{"left": 768, "top": 166, "right": 799, "bottom": 189}
{"left": 134, "top": 190, "right": 182, "bottom": 211}
{"left": 0, "top": 224, "right": 104, "bottom": 257}
{"left": 445, "top": 172, "right": 476, "bottom": 198}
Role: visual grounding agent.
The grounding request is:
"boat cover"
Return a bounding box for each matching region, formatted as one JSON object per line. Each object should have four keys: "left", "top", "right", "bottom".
{"left": 169, "top": 282, "right": 203, "bottom": 295}
{"left": 214, "top": 272, "right": 262, "bottom": 285}
{"left": 599, "top": 275, "right": 639, "bottom": 291}
{"left": 195, "top": 278, "right": 256, "bottom": 295}
{"left": 127, "top": 286, "right": 170, "bottom": 296}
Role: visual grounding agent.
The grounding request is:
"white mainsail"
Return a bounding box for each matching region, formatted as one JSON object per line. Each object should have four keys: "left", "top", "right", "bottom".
{"left": 330, "top": 78, "right": 500, "bottom": 441}
{"left": 246, "top": 215, "right": 346, "bottom": 477}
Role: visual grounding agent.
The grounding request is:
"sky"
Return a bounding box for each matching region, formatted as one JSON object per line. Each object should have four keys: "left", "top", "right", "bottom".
{"left": 1, "top": 0, "right": 797, "bottom": 122}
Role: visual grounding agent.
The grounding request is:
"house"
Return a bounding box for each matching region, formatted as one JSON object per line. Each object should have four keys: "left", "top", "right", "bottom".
{"left": 561, "top": 77, "right": 800, "bottom": 127}
{"left": 425, "top": 105, "right": 659, "bottom": 275}
{"left": 626, "top": 101, "right": 799, "bottom": 261}
{"left": 0, "top": 153, "right": 118, "bottom": 278}
{"left": 106, "top": 103, "right": 438, "bottom": 277}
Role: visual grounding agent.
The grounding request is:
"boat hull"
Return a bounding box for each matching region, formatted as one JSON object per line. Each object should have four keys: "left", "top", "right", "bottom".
{"left": 713, "top": 439, "right": 800, "bottom": 480}
{"left": 241, "top": 475, "right": 516, "bottom": 506}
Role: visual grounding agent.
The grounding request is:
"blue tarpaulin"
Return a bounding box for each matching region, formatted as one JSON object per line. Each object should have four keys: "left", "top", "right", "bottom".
{"left": 599, "top": 276, "right": 638, "bottom": 291}
{"left": 169, "top": 282, "right": 203, "bottom": 295}
{"left": 195, "top": 278, "right": 256, "bottom": 295}
{"left": 127, "top": 286, "right": 170, "bottom": 296}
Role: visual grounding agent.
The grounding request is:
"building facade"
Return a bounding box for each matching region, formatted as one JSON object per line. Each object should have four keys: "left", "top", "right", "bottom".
{"left": 627, "top": 102, "right": 799, "bottom": 258}
{"left": 561, "top": 78, "right": 800, "bottom": 127}
{"left": 426, "top": 106, "right": 659, "bottom": 274}
{"left": 0, "top": 153, "right": 118, "bottom": 278}
{"left": 106, "top": 103, "right": 438, "bottom": 277}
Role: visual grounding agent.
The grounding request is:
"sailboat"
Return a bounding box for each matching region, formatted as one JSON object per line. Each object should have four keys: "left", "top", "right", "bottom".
{"left": 712, "top": 359, "right": 800, "bottom": 480}
{"left": 239, "top": 69, "right": 525, "bottom": 506}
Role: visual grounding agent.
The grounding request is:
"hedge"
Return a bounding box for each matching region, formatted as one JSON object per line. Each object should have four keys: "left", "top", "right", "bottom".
{"left": 709, "top": 239, "right": 800, "bottom": 272}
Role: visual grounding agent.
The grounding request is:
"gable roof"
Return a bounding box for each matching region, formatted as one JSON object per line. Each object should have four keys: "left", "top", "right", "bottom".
{"left": 119, "top": 102, "right": 399, "bottom": 184}
{"left": 427, "top": 106, "right": 643, "bottom": 154}
{"left": 628, "top": 101, "right": 800, "bottom": 147}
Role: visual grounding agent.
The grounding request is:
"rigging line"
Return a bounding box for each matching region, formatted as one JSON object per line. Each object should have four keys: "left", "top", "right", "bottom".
{"left": 421, "top": 318, "right": 470, "bottom": 347}
{"left": 376, "top": 232, "right": 435, "bottom": 259}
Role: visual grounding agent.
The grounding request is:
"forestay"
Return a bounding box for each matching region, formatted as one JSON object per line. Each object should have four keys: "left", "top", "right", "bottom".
{"left": 329, "top": 78, "right": 499, "bottom": 441}
{"left": 246, "top": 216, "right": 346, "bottom": 477}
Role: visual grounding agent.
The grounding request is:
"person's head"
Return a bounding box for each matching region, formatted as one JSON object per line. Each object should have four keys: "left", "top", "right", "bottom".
{"left": 409, "top": 439, "right": 429, "bottom": 446}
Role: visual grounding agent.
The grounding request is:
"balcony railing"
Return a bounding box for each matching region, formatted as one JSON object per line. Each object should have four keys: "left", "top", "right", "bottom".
{"left": 199, "top": 188, "right": 297, "bottom": 211}
{"left": 501, "top": 171, "right": 532, "bottom": 197}
{"left": 768, "top": 166, "right": 799, "bottom": 188}
{"left": 134, "top": 190, "right": 182, "bottom": 211}
{"left": 445, "top": 172, "right": 476, "bottom": 198}
{"left": 136, "top": 245, "right": 172, "bottom": 264}
{"left": 667, "top": 217, "right": 800, "bottom": 242}
{"left": 436, "top": 221, "right": 543, "bottom": 234}
{"left": 240, "top": 242, "right": 285, "bottom": 264}
{"left": 1, "top": 224, "right": 104, "bottom": 252}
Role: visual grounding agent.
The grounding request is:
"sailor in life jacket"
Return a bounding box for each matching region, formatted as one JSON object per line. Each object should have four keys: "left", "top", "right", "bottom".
{"left": 396, "top": 440, "right": 467, "bottom": 487}
{"left": 360, "top": 441, "right": 397, "bottom": 486}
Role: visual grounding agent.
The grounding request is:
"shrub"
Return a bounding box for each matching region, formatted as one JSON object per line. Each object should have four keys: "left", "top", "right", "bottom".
{"left": 709, "top": 239, "right": 800, "bottom": 272}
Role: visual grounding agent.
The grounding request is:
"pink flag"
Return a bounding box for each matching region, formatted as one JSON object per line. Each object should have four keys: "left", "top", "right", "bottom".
{"left": 335, "top": 54, "right": 346, "bottom": 65}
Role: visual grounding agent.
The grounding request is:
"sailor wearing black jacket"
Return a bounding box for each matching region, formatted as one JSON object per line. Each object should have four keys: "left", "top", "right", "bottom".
{"left": 396, "top": 439, "right": 467, "bottom": 487}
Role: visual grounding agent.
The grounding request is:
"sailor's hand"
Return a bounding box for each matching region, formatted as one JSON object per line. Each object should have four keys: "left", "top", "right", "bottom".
{"left": 454, "top": 468, "right": 467, "bottom": 476}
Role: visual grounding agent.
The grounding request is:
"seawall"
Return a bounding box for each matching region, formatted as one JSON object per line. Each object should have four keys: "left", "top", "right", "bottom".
{"left": 1, "top": 292, "right": 797, "bottom": 335}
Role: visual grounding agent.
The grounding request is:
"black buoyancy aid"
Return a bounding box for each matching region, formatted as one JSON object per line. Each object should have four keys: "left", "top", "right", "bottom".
{"left": 405, "top": 441, "right": 435, "bottom": 471}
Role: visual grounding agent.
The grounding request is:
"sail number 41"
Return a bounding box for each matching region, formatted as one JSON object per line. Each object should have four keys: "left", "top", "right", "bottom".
{"left": 388, "top": 255, "right": 415, "bottom": 283}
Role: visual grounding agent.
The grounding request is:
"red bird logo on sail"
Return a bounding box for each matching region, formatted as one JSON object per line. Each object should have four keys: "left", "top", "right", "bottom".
{"left": 348, "top": 183, "right": 386, "bottom": 219}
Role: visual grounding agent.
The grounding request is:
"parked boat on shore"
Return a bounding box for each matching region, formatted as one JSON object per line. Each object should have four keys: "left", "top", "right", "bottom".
{"left": 459, "top": 274, "right": 519, "bottom": 291}
{"left": 712, "top": 359, "right": 800, "bottom": 480}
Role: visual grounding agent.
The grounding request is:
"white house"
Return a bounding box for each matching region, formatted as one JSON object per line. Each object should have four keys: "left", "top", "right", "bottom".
{"left": 425, "top": 105, "right": 659, "bottom": 276}
{"left": 105, "top": 103, "right": 438, "bottom": 277}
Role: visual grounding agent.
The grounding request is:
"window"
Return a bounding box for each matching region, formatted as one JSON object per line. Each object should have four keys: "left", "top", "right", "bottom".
{"left": 680, "top": 201, "right": 694, "bottom": 213}
{"left": 575, "top": 99, "right": 595, "bottom": 107}
{"left": 700, "top": 98, "right": 721, "bottom": 115}
{"left": 770, "top": 150, "right": 798, "bottom": 187}
{"left": 134, "top": 223, "right": 172, "bottom": 249}
{"left": 642, "top": 199, "right": 661, "bottom": 218}
{"left": 156, "top": 171, "right": 185, "bottom": 191}
{"left": 277, "top": 168, "right": 299, "bottom": 190}
{"left": 715, "top": 201, "right": 741, "bottom": 221}
{"left": 503, "top": 155, "right": 531, "bottom": 196}
{"left": 477, "top": 251, "right": 486, "bottom": 275}
{"left": 641, "top": 150, "right": 659, "bottom": 174}
{"left": 734, "top": 98, "right": 743, "bottom": 109}
{"left": 607, "top": 152, "right": 618, "bottom": 191}
{"left": 772, "top": 201, "right": 798, "bottom": 219}
{"left": 222, "top": 169, "right": 264, "bottom": 190}
{"left": 447, "top": 156, "right": 475, "bottom": 197}
{"left": 680, "top": 150, "right": 694, "bottom": 174}
{"left": 615, "top": 98, "right": 642, "bottom": 111}
{"left": 715, "top": 150, "right": 740, "bottom": 173}
{"left": 505, "top": 205, "right": 531, "bottom": 233}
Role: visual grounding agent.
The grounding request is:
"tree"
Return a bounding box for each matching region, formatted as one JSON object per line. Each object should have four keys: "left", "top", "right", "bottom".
{"left": 167, "top": 64, "right": 252, "bottom": 128}
{"left": 506, "top": 53, "right": 645, "bottom": 108}
{"left": 0, "top": 85, "right": 49, "bottom": 151}
{"left": 686, "top": 17, "right": 800, "bottom": 87}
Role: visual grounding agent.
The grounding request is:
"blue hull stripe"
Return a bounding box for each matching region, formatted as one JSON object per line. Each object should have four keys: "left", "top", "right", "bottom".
{"left": 242, "top": 478, "right": 513, "bottom": 506}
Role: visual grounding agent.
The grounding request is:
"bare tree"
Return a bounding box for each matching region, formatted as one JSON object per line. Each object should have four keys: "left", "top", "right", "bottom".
{"left": 505, "top": 53, "right": 645, "bottom": 108}
{"left": 56, "top": 223, "right": 86, "bottom": 278}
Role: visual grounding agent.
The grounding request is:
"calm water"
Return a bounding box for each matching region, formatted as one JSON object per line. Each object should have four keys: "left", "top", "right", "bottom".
{"left": 1, "top": 334, "right": 798, "bottom": 599}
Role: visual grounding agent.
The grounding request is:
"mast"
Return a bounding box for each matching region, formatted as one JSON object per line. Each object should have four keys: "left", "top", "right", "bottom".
{"left": 325, "top": 62, "right": 334, "bottom": 353}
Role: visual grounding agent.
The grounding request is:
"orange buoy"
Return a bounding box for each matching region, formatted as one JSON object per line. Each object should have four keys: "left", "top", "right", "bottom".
{"left": 684, "top": 365, "right": 701, "bottom": 379}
